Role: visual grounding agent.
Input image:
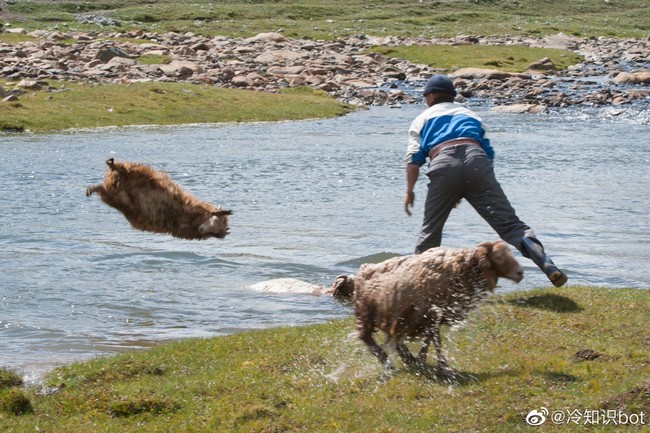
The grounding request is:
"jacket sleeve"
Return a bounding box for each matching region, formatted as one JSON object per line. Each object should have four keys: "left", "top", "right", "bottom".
{"left": 404, "top": 119, "right": 427, "bottom": 166}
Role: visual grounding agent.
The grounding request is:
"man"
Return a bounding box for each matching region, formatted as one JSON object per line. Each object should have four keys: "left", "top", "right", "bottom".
{"left": 404, "top": 74, "right": 567, "bottom": 287}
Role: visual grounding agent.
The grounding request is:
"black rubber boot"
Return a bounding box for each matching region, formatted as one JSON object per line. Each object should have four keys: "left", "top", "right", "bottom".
{"left": 521, "top": 237, "right": 568, "bottom": 287}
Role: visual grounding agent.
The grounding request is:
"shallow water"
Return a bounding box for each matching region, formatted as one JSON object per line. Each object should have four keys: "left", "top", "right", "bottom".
{"left": 1, "top": 104, "right": 648, "bottom": 382}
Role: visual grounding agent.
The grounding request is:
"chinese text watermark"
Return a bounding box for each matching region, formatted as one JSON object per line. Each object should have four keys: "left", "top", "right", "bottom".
{"left": 526, "top": 407, "right": 646, "bottom": 426}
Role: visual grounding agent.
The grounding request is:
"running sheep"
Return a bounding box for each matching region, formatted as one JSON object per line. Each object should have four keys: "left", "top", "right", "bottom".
{"left": 353, "top": 241, "right": 523, "bottom": 373}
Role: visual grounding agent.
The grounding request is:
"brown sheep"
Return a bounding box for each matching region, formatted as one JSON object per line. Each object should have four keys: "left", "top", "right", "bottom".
{"left": 86, "top": 158, "right": 232, "bottom": 240}
{"left": 353, "top": 241, "right": 523, "bottom": 374}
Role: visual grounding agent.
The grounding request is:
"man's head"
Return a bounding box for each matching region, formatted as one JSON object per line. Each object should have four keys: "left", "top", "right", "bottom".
{"left": 423, "top": 74, "right": 456, "bottom": 106}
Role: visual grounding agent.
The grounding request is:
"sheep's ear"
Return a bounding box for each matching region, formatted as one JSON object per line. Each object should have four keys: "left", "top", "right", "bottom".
{"left": 475, "top": 243, "right": 493, "bottom": 269}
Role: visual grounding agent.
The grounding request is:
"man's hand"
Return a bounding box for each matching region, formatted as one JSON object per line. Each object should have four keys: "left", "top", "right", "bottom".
{"left": 404, "top": 190, "right": 415, "bottom": 216}
{"left": 405, "top": 163, "right": 420, "bottom": 217}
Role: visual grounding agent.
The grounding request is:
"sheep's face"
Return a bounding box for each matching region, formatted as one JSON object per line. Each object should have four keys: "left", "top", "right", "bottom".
{"left": 486, "top": 241, "right": 524, "bottom": 283}
{"left": 198, "top": 210, "right": 232, "bottom": 238}
{"left": 331, "top": 274, "right": 355, "bottom": 300}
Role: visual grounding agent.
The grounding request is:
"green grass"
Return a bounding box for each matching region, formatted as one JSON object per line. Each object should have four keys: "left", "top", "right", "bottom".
{"left": 1, "top": 0, "right": 648, "bottom": 39}
{"left": 0, "top": 81, "right": 356, "bottom": 133}
{"left": 368, "top": 44, "right": 584, "bottom": 73}
{"left": 1, "top": 286, "right": 648, "bottom": 432}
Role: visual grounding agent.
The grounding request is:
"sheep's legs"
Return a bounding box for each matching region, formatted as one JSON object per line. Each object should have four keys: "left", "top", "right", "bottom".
{"left": 416, "top": 311, "right": 442, "bottom": 368}
{"left": 431, "top": 324, "right": 452, "bottom": 375}
{"left": 415, "top": 334, "right": 433, "bottom": 366}
{"left": 358, "top": 332, "right": 390, "bottom": 366}
{"left": 396, "top": 342, "right": 417, "bottom": 366}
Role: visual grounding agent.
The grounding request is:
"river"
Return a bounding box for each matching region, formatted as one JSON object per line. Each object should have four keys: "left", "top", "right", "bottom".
{"left": 1, "top": 103, "right": 648, "bottom": 383}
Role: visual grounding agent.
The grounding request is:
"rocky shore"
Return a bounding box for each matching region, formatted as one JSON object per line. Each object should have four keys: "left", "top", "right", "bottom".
{"left": 1, "top": 29, "right": 648, "bottom": 112}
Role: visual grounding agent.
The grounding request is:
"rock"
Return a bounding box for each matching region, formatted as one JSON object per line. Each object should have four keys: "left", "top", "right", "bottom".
{"left": 245, "top": 32, "right": 287, "bottom": 43}
{"left": 537, "top": 33, "right": 580, "bottom": 50}
{"left": 96, "top": 46, "right": 131, "bottom": 63}
{"left": 450, "top": 68, "right": 531, "bottom": 80}
{"left": 220, "top": 67, "right": 236, "bottom": 80}
{"left": 611, "top": 70, "right": 650, "bottom": 85}
{"left": 491, "top": 103, "right": 548, "bottom": 114}
{"left": 231, "top": 75, "right": 255, "bottom": 87}
{"left": 15, "top": 79, "right": 42, "bottom": 90}
{"left": 85, "top": 59, "right": 103, "bottom": 68}
{"left": 0, "top": 29, "right": 646, "bottom": 108}
{"left": 102, "top": 56, "right": 136, "bottom": 69}
{"left": 266, "top": 65, "right": 305, "bottom": 76}
{"left": 527, "top": 57, "right": 558, "bottom": 72}
{"left": 254, "top": 50, "right": 303, "bottom": 63}
{"left": 289, "top": 76, "right": 306, "bottom": 87}
{"left": 341, "top": 78, "right": 377, "bottom": 88}
{"left": 158, "top": 60, "right": 203, "bottom": 77}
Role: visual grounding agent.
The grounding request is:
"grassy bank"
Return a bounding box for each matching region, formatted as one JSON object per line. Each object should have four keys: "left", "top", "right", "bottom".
{"left": 1, "top": 286, "right": 648, "bottom": 432}
{"left": 368, "top": 44, "right": 583, "bottom": 73}
{"left": 0, "top": 82, "right": 356, "bottom": 133}
{"left": 1, "top": 0, "right": 648, "bottom": 39}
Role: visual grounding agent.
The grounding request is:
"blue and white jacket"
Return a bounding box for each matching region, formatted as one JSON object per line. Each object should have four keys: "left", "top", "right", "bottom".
{"left": 405, "top": 102, "right": 494, "bottom": 166}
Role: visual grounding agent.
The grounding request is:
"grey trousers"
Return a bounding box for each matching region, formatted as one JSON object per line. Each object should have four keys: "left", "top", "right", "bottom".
{"left": 415, "top": 144, "right": 534, "bottom": 254}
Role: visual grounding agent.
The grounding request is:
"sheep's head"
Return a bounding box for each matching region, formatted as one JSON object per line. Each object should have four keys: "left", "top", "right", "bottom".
{"left": 476, "top": 241, "right": 523, "bottom": 283}
{"left": 198, "top": 209, "right": 232, "bottom": 238}
{"left": 330, "top": 274, "right": 355, "bottom": 300}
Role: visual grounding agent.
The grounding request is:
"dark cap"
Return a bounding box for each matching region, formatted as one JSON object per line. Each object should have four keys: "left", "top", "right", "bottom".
{"left": 423, "top": 74, "right": 456, "bottom": 97}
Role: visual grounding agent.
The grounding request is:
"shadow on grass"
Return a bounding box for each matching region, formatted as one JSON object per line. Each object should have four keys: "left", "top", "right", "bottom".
{"left": 507, "top": 293, "right": 583, "bottom": 313}
{"left": 398, "top": 365, "right": 520, "bottom": 386}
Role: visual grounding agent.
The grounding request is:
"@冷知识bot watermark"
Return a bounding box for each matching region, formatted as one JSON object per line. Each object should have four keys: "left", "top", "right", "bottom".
{"left": 526, "top": 407, "right": 647, "bottom": 426}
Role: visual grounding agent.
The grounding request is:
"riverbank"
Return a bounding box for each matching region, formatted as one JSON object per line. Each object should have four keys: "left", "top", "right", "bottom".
{"left": 0, "top": 80, "right": 357, "bottom": 133}
{"left": 1, "top": 29, "right": 649, "bottom": 122}
{"left": 1, "top": 286, "right": 648, "bottom": 431}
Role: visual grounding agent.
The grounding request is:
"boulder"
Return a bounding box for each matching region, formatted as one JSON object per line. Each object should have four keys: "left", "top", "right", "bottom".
{"left": 245, "top": 32, "right": 287, "bottom": 43}
{"left": 527, "top": 57, "right": 558, "bottom": 72}
{"left": 231, "top": 75, "right": 255, "bottom": 87}
{"left": 158, "top": 60, "right": 203, "bottom": 77}
{"left": 537, "top": 33, "right": 580, "bottom": 50}
{"left": 491, "top": 103, "right": 548, "bottom": 114}
{"left": 95, "top": 46, "right": 131, "bottom": 63}
{"left": 15, "top": 79, "right": 43, "bottom": 90}
{"left": 611, "top": 70, "right": 650, "bottom": 85}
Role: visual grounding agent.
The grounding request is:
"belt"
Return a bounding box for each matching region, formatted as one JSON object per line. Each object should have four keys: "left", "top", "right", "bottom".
{"left": 429, "top": 138, "right": 481, "bottom": 160}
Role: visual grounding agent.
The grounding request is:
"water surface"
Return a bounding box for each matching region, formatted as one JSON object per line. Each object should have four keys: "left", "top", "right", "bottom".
{"left": 1, "top": 104, "right": 648, "bottom": 382}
